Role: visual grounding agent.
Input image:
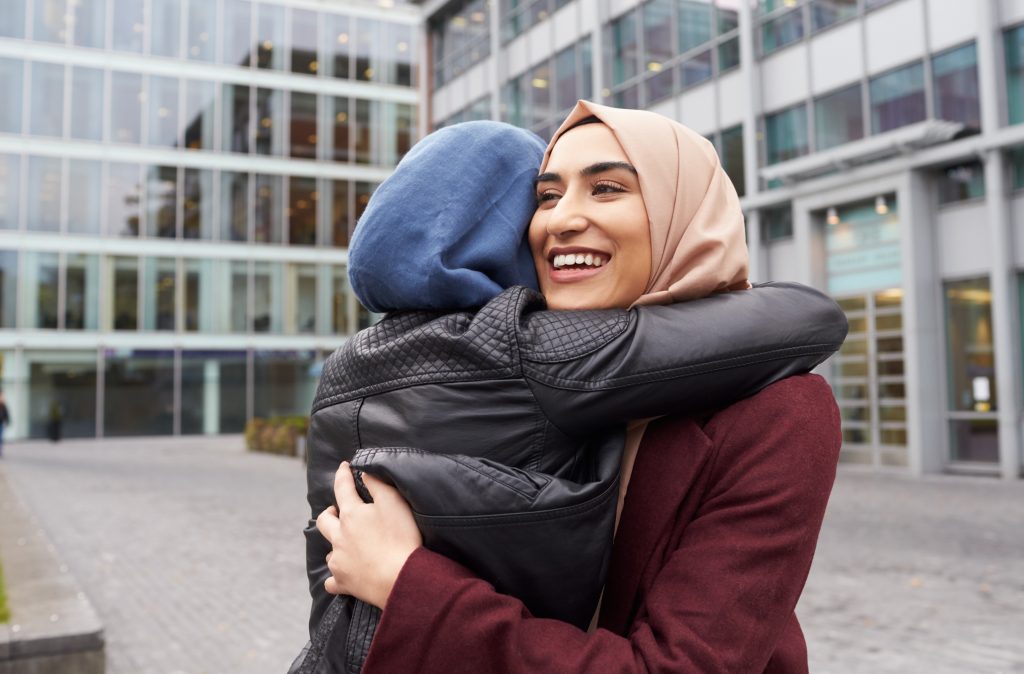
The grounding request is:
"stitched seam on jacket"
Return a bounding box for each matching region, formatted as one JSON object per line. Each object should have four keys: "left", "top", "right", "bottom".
{"left": 312, "top": 367, "right": 518, "bottom": 413}
{"left": 522, "top": 344, "right": 839, "bottom": 389}
{"left": 354, "top": 447, "right": 537, "bottom": 500}
{"left": 518, "top": 312, "right": 631, "bottom": 363}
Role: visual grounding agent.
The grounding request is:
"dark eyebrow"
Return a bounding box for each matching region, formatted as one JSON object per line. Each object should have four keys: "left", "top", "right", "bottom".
{"left": 534, "top": 161, "right": 638, "bottom": 186}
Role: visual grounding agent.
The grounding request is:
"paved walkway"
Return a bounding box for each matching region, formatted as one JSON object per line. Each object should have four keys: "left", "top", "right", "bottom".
{"left": 1, "top": 438, "right": 1022, "bottom": 673}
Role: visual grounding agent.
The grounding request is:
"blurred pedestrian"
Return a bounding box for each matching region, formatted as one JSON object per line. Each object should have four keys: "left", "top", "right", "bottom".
{"left": 47, "top": 401, "right": 62, "bottom": 443}
{"left": 0, "top": 391, "right": 9, "bottom": 457}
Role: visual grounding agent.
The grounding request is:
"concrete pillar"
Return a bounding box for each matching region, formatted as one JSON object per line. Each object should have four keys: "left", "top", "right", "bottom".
{"left": 745, "top": 210, "right": 764, "bottom": 282}
{"left": 4, "top": 348, "right": 29, "bottom": 441}
{"left": 738, "top": 0, "right": 761, "bottom": 203}
{"left": 203, "top": 359, "right": 220, "bottom": 435}
{"left": 898, "top": 171, "right": 945, "bottom": 476}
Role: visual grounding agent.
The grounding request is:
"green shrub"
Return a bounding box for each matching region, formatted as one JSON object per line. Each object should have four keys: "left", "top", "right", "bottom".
{"left": 0, "top": 560, "right": 10, "bottom": 624}
{"left": 245, "top": 416, "right": 309, "bottom": 456}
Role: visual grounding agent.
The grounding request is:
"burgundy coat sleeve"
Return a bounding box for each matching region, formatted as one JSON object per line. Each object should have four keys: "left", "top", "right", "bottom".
{"left": 361, "top": 374, "right": 842, "bottom": 673}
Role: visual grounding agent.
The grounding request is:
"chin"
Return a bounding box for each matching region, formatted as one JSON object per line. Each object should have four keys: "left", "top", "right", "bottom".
{"left": 543, "top": 290, "right": 622, "bottom": 312}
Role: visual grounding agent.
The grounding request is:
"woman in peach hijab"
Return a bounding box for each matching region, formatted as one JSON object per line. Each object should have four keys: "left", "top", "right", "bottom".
{"left": 317, "top": 102, "right": 842, "bottom": 672}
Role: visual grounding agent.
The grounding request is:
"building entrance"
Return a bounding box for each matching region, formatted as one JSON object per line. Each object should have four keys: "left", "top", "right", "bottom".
{"left": 832, "top": 289, "right": 908, "bottom": 467}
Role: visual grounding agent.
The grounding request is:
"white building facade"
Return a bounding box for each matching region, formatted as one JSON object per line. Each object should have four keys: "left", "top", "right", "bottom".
{"left": 0, "top": 0, "right": 420, "bottom": 440}
{"left": 420, "top": 0, "right": 1024, "bottom": 479}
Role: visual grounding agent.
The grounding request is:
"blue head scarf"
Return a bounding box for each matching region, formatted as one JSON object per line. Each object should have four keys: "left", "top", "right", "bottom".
{"left": 348, "top": 121, "right": 545, "bottom": 313}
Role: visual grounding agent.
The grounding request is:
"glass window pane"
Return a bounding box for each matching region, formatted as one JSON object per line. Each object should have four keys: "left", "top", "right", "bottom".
{"left": 27, "top": 156, "right": 62, "bottom": 233}
{"left": 223, "top": 0, "right": 252, "bottom": 67}
{"left": 354, "top": 98, "right": 377, "bottom": 164}
{"left": 67, "top": 159, "right": 101, "bottom": 235}
{"left": 183, "top": 79, "right": 215, "bottom": 150}
{"left": 181, "top": 351, "right": 247, "bottom": 433}
{"left": 70, "top": 0, "right": 104, "bottom": 48}
{"left": 870, "top": 62, "right": 925, "bottom": 134}
{"left": 142, "top": 257, "right": 176, "bottom": 331}
{"left": 291, "top": 8, "right": 319, "bottom": 76}
{"left": 810, "top": 0, "right": 857, "bottom": 32}
{"left": 183, "top": 258, "right": 211, "bottom": 331}
{"left": 329, "top": 179, "right": 350, "bottom": 247}
{"left": 30, "top": 62, "right": 64, "bottom": 137}
{"left": 254, "top": 174, "right": 282, "bottom": 243}
{"left": 678, "top": 48, "right": 712, "bottom": 90}
{"left": 329, "top": 96, "right": 350, "bottom": 162}
{"left": 326, "top": 14, "right": 351, "bottom": 79}
{"left": 0, "top": 155, "right": 20, "bottom": 230}
{"left": 530, "top": 61, "right": 551, "bottom": 129}
{"left": 554, "top": 45, "right": 577, "bottom": 112}
{"left": 396, "top": 103, "right": 415, "bottom": 162}
{"left": 0, "top": 2, "right": 25, "bottom": 38}
{"left": 255, "top": 87, "right": 283, "bottom": 156}
{"left": 70, "top": 66, "right": 104, "bottom": 141}
{"left": 104, "top": 350, "right": 174, "bottom": 435}
{"left": 32, "top": 0, "right": 68, "bottom": 43}
{"left": 183, "top": 168, "right": 213, "bottom": 239}
{"left": 762, "top": 203, "right": 793, "bottom": 241}
{"left": 678, "top": 0, "right": 712, "bottom": 52}
{"left": 761, "top": 8, "right": 803, "bottom": 55}
{"left": 580, "top": 38, "right": 593, "bottom": 100}
{"left": 718, "top": 36, "right": 740, "bottom": 72}
{"left": 717, "top": 2, "right": 739, "bottom": 34}
{"left": 29, "top": 353, "right": 98, "bottom": 439}
{"left": 355, "top": 181, "right": 376, "bottom": 224}
{"left": 112, "top": 256, "right": 138, "bottom": 330}
{"left": 606, "top": 10, "right": 638, "bottom": 88}
{"left": 186, "top": 0, "right": 216, "bottom": 61}
{"left": 110, "top": 71, "right": 143, "bottom": 144}
{"left": 253, "top": 350, "right": 317, "bottom": 417}
{"left": 288, "top": 176, "right": 317, "bottom": 246}
{"left": 256, "top": 3, "right": 285, "bottom": 70}
{"left": 720, "top": 125, "right": 745, "bottom": 197}
{"left": 0, "top": 58, "right": 22, "bottom": 134}
{"left": 23, "top": 251, "right": 59, "bottom": 328}
{"left": 222, "top": 83, "right": 250, "bottom": 153}
{"left": 1011, "top": 146, "right": 1024, "bottom": 191}
{"left": 949, "top": 419, "right": 999, "bottom": 463}
{"left": 937, "top": 161, "right": 985, "bottom": 204}
{"left": 290, "top": 91, "right": 317, "bottom": 159}
{"left": 1007, "top": 25, "right": 1024, "bottom": 125}
{"left": 111, "top": 0, "right": 145, "bottom": 53}
{"left": 287, "top": 263, "right": 317, "bottom": 334}
{"left": 148, "top": 75, "right": 181, "bottom": 148}
{"left": 107, "top": 162, "right": 142, "bottom": 237}
{"left": 765, "top": 104, "right": 809, "bottom": 164}
{"left": 815, "top": 83, "right": 864, "bottom": 150}
{"left": 150, "top": 0, "right": 181, "bottom": 58}
{"left": 65, "top": 253, "right": 99, "bottom": 330}
{"left": 933, "top": 43, "right": 980, "bottom": 132}
{"left": 253, "top": 262, "right": 282, "bottom": 332}
{"left": 221, "top": 171, "right": 249, "bottom": 241}
{"left": 230, "top": 261, "right": 248, "bottom": 332}
{"left": 332, "top": 265, "right": 350, "bottom": 334}
{"left": 0, "top": 250, "right": 16, "bottom": 328}
{"left": 945, "top": 278, "right": 996, "bottom": 413}
{"left": 146, "top": 165, "right": 178, "bottom": 238}
{"left": 393, "top": 23, "right": 416, "bottom": 87}
{"left": 355, "top": 18, "right": 379, "bottom": 81}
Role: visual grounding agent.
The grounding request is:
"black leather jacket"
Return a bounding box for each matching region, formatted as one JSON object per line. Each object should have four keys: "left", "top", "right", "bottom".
{"left": 299, "top": 282, "right": 848, "bottom": 673}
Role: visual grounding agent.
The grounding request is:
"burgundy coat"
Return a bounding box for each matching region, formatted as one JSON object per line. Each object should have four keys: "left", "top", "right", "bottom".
{"left": 362, "top": 374, "right": 841, "bottom": 673}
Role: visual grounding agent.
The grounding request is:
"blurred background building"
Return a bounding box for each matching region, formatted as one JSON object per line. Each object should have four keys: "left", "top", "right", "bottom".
{"left": 1, "top": 0, "right": 1023, "bottom": 481}
{"left": 421, "top": 0, "right": 1024, "bottom": 479}
{"left": 0, "top": 0, "right": 419, "bottom": 439}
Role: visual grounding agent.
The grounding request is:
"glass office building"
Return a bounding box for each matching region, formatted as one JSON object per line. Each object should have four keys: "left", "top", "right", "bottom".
{"left": 0, "top": 0, "right": 420, "bottom": 439}
{"left": 422, "top": 0, "right": 1024, "bottom": 479}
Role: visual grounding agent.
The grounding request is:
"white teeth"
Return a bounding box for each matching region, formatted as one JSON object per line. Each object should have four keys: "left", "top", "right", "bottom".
{"left": 575, "top": 254, "right": 585, "bottom": 264}
{"left": 584, "top": 254, "right": 593, "bottom": 265}
{"left": 595, "top": 256, "right": 604, "bottom": 266}
{"left": 552, "top": 253, "right": 608, "bottom": 268}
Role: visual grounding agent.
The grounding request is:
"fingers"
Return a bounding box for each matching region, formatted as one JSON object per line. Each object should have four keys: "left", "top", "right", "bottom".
{"left": 333, "top": 461, "right": 360, "bottom": 511}
{"left": 315, "top": 505, "right": 339, "bottom": 541}
{"left": 360, "top": 472, "right": 397, "bottom": 503}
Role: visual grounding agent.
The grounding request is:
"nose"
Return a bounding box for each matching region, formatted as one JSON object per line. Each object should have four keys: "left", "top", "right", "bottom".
{"left": 544, "top": 193, "right": 591, "bottom": 238}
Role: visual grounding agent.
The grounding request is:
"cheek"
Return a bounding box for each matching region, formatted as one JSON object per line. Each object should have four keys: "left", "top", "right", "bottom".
{"left": 527, "top": 215, "right": 546, "bottom": 259}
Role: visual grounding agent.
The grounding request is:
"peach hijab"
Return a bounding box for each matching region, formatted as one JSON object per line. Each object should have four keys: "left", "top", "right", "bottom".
{"left": 540, "top": 101, "right": 751, "bottom": 307}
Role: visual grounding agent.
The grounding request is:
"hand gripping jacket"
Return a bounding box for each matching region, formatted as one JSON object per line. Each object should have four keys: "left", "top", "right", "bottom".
{"left": 297, "top": 282, "right": 849, "bottom": 674}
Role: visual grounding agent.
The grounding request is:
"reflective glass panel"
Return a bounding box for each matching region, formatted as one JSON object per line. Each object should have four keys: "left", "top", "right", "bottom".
{"left": 719, "top": 36, "right": 740, "bottom": 72}
{"left": 530, "top": 61, "right": 551, "bottom": 129}
{"left": 253, "top": 350, "right": 317, "bottom": 417}
{"left": 183, "top": 258, "right": 212, "bottom": 331}
{"left": 230, "top": 261, "right": 247, "bottom": 332}
{"left": 29, "top": 352, "right": 97, "bottom": 439}
{"left": 332, "top": 265, "right": 350, "bottom": 334}
{"left": 762, "top": 204, "right": 793, "bottom": 241}
{"left": 0, "top": 250, "right": 16, "bottom": 327}
{"left": 146, "top": 165, "right": 178, "bottom": 238}
{"left": 720, "top": 125, "right": 745, "bottom": 197}
{"left": 815, "top": 84, "right": 864, "bottom": 150}
{"left": 290, "top": 92, "right": 317, "bottom": 159}
{"left": 645, "top": 0, "right": 676, "bottom": 103}
{"left": 765, "top": 104, "right": 809, "bottom": 164}
{"left": 255, "top": 87, "right": 283, "bottom": 156}
{"left": 810, "top": 0, "right": 857, "bottom": 32}
{"left": 355, "top": 181, "right": 376, "bottom": 224}
{"left": 0, "top": 155, "right": 19, "bottom": 230}
{"left": 67, "top": 159, "right": 101, "bottom": 235}
{"left": 254, "top": 173, "right": 283, "bottom": 243}
{"left": 291, "top": 8, "right": 319, "bottom": 76}
{"left": 0, "top": 1, "right": 25, "bottom": 38}
{"left": 678, "top": 0, "right": 712, "bottom": 52}
{"left": 354, "top": 98, "right": 377, "bottom": 164}
{"left": 30, "top": 62, "right": 64, "bottom": 137}
{"left": 870, "top": 62, "right": 926, "bottom": 134}
{"left": 555, "top": 45, "right": 577, "bottom": 111}
{"left": 110, "top": 71, "right": 143, "bottom": 144}
{"left": 150, "top": 0, "right": 181, "bottom": 58}
{"left": 937, "top": 161, "right": 985, "bottom": 204}
{"left": 71, "top": 0, "right": 105, "bottom": 48}
{"left": 181, "top": 350, "right": 248, "bottom": 434}
{"left": 32, "top": 0, "right": 68, "bottom": 43}
{"left": 355, "top": 18, "right": 379, "bottom": 82}
{"left": 222, "top": 83, "right": 250, "bottom": 153}
{"left": 23, "top": 251, "right": 59, "bottom": 328}
{"left": 223, "top": 0, "right": 252, "bottom": 67}
{"left": 287, "top": 263, "right": 317, "bottom": 334}
{"left": 329, "top": 96, "right": 350, "bottom": 162}
{"left": 65, "top": 253, "right": 99, "bottom": 330}
{"left": 606, "top": 10, "right": 638, "bottom": 87}
{"left": 112, "top": 256, "right": 138, "bottom": 330}
{"left": 678, "top": 48, "right": 712, "bottom": 89}
{"left": 1011, "top": 146, "right": 1024, "bottom": 190}
{"left": 27, "top": 156, "right": 62, "bottom": 233}
{"left": 945, "top": 278, "right": 996, "bottom": 412}
{"left": 0, "top": 58, "right": 22, "bottom": 133}
{"left": 253, "top": 261, "right": 282, "bottom": 332}
{"left": 1008, "top": 25, "right": 1024, "bottom": 125}
{"left": 581, "top": 38, "right": 593, "bottom": 100}
{"left": 104, "top": 350, "right": 174, "bottom": 436}
{"left": 256, "top": 3, "right": 285, "bottom": 70}
{"left": 933, "top": 43, "right": 980, "bottom": 132}
{"left": 326, "top": 14, "right": 351, "bottom": 79}
{"left": 949, "top": 419, "right": 999, "bottom": 463}
{"left": 111, "top": 0, "right": 145, "bottom": 53}
{"left": 70, "top": 66, "right": 104, "bottom": 141}
{"left": 761, "top": 8, "right": 803, "bottom": 55}
{"left": 393, "top": 23, "right": 416, "bottom": 87}
{"left": 148, "top": 75, "right": 181, "bottom": 148}
{"left": 182, "top": 168, "right": 213, "bottom": 239}
{"left": 107, "top": 162, "right": 142, "bottom": 237}
{"left": 288, "top": 176, "right": 317, "bottom": 246}
{"left": 396, "top": 103, "right": 415, "bottom": 162}
{"left": 142, "top": 257, "right": 177, "bottom": 331}
{"left": 329, "top": 179, "right": 350, "bottom": 247}
{"left": 183, "top": 79, "right": 215, "bottom": 150}
{"left": 186, "top": 0, "right": 216, "bottom": 61}
{"left": 221, "top": 171, "right": 249, "bottom": 241}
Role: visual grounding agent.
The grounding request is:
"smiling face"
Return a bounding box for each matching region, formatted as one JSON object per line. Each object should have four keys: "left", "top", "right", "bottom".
{"left": 528, "top": 123, "right": 652, "bottom": 311}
